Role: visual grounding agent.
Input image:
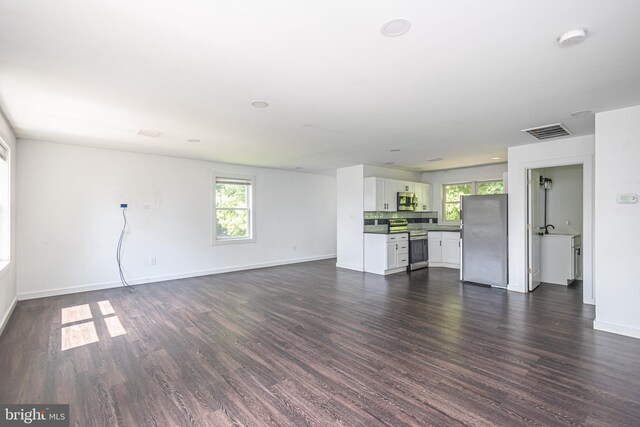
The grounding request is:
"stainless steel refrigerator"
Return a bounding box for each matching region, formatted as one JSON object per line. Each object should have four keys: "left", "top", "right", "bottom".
{"left": 461, "top": 194, "right": 508, "bottom": 288}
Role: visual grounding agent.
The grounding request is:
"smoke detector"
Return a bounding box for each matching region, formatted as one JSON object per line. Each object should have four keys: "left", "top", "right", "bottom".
{"left": 137, "top": 129, "right": 161, "bottom": 137}
{"left": 381, "top": 19, "right": 411, "bottom": 37}
{"left": 558, "top": 28, "right": 587, "bottom": 47}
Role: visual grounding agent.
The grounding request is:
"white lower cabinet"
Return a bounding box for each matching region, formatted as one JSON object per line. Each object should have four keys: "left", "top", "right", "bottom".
{"left": 427, "top": 232, "right": 443, "bottom": 263}
{"left": 364, "top": 233, "right": 409, "bottom": 275}
{"left": 428, "top": 231, "right": 461, "bottom": 269}
{"left": 541, "top": 234, "right": 582, "bottom": 285}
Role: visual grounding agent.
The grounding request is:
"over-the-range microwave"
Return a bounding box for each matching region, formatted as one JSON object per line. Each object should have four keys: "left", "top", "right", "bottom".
{"left": 397, "top": 192, "right": 417, "bottom": 211}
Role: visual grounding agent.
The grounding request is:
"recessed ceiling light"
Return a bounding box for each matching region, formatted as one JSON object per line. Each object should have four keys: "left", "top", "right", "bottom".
{"left": 137, "top": 129, "right": 161, "bottom": 137}
{"left": 384, "top": 162, "right": 395, "bottom": 165}
{"left": 381, "top": 19, "right": 411, "bottom": 37}
{"left": 390, "top": 149, "right": 401, "bottom": 152}
{"left": 251, "top": 101, "right": 269, "bottom": 108}
{"left": 491, "top": 156, "right": 501, "bottom": 160}
{"left": 426, "top": 157, "right": 443, "bottom": 162}
{"left": 571, "top": 110, "right": 593, "bottom": 117}
{"left": 558, "top": 28, "right": 587, "bottom": 47}
{"left": 187, "top": 138, "right": 200, "bottom": 143}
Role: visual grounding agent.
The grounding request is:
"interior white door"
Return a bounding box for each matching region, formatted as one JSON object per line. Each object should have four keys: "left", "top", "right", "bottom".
{"left": 528, "top": 169, "right": 542, "bottom": 291}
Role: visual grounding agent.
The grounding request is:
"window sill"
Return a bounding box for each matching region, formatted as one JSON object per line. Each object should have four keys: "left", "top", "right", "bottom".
{"left": 212, "top": 237, "right": 256, "bottom": 246}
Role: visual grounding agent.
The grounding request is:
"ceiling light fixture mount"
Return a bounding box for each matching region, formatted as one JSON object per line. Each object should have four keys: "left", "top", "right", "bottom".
{"left": 558, "top": 28, "right": 587, "bottom": 47}
{"left": 381, "top": 19, "right": 411, "bottom": 37}
{"left": 137, "top": 129, "right": 161, "bottom": 137}
{"left": 571, "top": 110, "right": 593, "bottom": 117}
{"left": 251, "top": 101, "right": 270, "bottom": 108}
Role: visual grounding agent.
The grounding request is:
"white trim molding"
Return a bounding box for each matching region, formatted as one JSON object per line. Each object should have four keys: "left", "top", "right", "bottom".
{"left": 335, "top": 262, "right": 364, "bottom": 272}
{"left": 18, "top": 255, "right": 336, "bottom": 301}
{"left": 594, "top": 320, "right": 640, "bottom": 340}
{"left": 0, "top": 296, "right": 17, "bottom": 336}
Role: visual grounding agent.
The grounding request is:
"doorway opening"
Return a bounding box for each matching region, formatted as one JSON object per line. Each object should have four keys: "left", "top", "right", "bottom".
{"left": 527, "top": 164, "right": 584, "bottom": 298}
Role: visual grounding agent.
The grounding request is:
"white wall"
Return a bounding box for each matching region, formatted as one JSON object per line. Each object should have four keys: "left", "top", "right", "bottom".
{"left": 336, "top": 165, "right": 364, "bottom": 271}
{"left": 507, "top": 135, "right": 594, "bottom": 303}
{"left": 538, "top": 165, "right": 583, "bottom": 235}
{"left": 17, "top": 139, "right": 337, "bottom": 299}
{"left": 421, "top": 163, "right": 508, "bottom": 222}
{"left": 594, "top": 105, "right": 640, "bottom": 339}
{"left": 363, "top": 165, "right": 422, "bottom": 182}
{"left": 0, "top": 111, "right": 17, "bottom": 335}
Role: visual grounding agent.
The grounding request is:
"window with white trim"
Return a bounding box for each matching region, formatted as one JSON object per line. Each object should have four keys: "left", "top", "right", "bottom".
{"left": 213, "top": 175, "right": 255, "bottom": 243}
{"left": 442, "top": 179, "right": 504, "bottom": 222}
{"left": 0, "top": 139, "right": 10, "bottom": 263}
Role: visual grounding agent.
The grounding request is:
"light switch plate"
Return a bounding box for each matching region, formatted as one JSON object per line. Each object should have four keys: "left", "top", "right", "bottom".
{"left": 617, "top": 193, "right": 638, "bottom": 204}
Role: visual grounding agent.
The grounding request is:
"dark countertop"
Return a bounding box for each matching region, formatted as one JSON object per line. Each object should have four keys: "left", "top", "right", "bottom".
{"left": 363, "top": 230, "right": 409, "bottom": 235}
{"left": 364, "top": 228, "right": 460, "bottom": 235}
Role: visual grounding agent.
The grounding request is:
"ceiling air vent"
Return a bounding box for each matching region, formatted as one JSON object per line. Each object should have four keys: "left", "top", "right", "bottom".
{"left": 521, "top": 123, "right": 572, "bottom": 140}
{"left": 137, "top": 129, "right": 162, "bottom": 137}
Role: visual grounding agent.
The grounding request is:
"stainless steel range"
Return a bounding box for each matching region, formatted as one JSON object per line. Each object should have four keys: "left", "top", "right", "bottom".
{"left": 408, "top": 230, "right": 429, "bottom": 271}
{"left": 388, "top": 218, "right": 408, "bottom": 233}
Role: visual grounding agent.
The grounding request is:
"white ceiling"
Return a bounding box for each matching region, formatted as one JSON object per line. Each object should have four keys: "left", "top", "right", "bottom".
{"left": 1, "top": 1, "right": 639, "bottom": 173}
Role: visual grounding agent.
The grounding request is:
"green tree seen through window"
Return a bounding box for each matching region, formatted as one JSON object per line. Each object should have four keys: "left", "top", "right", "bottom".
{"left": 444, "top": 183, "right": 471, "bottom": 221}
{"left": 477, "top": 180, "right": 504, "bottom": 195}
{"left": 442, "top": 180, "right": 504, "bottom": 221}
{"left": 215, "top": 178, "right": 252, "bottom": 239}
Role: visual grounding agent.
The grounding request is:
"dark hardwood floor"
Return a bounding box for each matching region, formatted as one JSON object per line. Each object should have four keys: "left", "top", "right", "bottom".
{"left": 1, "top": 260, "right": 639, "bottom": 426}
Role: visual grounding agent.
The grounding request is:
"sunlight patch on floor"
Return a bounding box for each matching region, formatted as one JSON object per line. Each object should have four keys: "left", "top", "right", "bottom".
{"left": 61, "top": 321, "right": 99, "bottom": 351}
{"left": 61, "top": 304, "right": 92, "bottom": 324}
{"left": 104, "top": 315, "right": 127, "bottom": 337}
{"left": 60, "top": 300, "right": 127, "bottom": 351}
{"left": 98, "top": 300, "right": 115, "bottom": 316}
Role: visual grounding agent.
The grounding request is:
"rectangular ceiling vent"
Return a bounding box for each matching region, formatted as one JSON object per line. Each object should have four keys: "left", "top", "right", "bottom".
{"left": 521, "top": 123, "right": 572, "bottom": 140}
{"left": 137, "top": 129, "right": 162, "bottom": 137}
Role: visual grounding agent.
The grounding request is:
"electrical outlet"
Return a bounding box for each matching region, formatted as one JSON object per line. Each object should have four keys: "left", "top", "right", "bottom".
{"left": 150, "top": 257, "right": 156, "bottom": 266}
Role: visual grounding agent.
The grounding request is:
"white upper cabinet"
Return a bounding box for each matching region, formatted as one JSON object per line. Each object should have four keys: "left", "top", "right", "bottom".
{"left": 364, "top": 177, "right": 433, "bottom": 212}
{"left": 414, "top": 183, "right": 433, "bottom": 212}
{"left": 364, "top": 177, "right": 397, "bottom": 211}
{"left": 397, "top": 181, "right": 415, "bottom": 193}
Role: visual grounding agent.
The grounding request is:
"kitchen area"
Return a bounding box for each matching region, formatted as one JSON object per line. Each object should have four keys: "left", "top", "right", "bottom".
{"left": 336, "top": 161, "right": 583, "bottom": 294}
{"left": 361, "top": 176, "right": 462, "bottom": 276}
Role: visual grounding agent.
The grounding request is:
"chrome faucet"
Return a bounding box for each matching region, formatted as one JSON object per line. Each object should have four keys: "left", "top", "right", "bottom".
{"left": 544, "top": 224, "right": 555, "bottom": 235}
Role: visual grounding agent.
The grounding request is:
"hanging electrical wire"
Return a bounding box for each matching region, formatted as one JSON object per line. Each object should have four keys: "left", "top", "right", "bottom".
{"left": 116, "top": 206, "right": 134, "bottom": 292}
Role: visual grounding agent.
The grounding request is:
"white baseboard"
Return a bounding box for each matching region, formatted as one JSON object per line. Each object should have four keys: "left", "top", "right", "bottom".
{"left": 507, "top": 283, "right": 527, "bottom": 293}
{"left": 335, "top": 262, "right": 364, "bottom": 272}
{"left": 593, "top": 319, "right": 640, "bottom": 339}
{"left": 18, "top": 254, "right": 337, "bottom": 301}
{"left": 0, "top": 296, "right": 17, "bottom": 336}
{"left": 428, "top": 262, "right": 460, "bottom": 269}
